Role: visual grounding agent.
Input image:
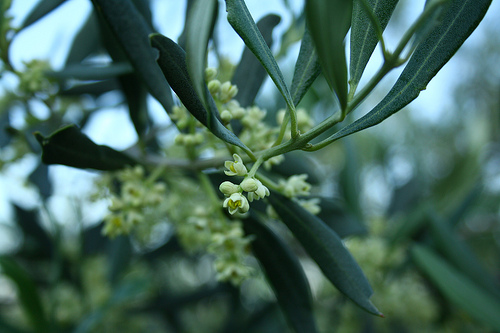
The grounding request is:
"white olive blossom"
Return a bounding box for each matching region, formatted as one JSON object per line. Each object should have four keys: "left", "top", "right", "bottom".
{"left": 224, "top": 153, "right": 248, "bottom": 176}
{"left": 223, "top": 192, "right": 250, "bottom": 215}
{"left": 219, "top": 81, "right": 238, "bottom": 103}
{"left": 297, "top": 198, "right": 321, "bottom": 215}
{"left": 280, "top": 174, "right": 311, "bottom": 197}
{"left": 247, "top": 179, "right": 270, "bottom": 202}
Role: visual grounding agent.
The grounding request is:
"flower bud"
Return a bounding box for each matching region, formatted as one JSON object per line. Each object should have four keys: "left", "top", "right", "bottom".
{"left": 219, "top": 181, "right": 240, "bottom": 196}
{"left": 205, "top": 67, "right": 218, "bottom": 81}
{"left": 208, "top": 79, "right": 221, "bottom": 96}
{"left": 219, "top": 81, "right": 238, "bottom": 103}
{"left": 221, "top": 110, "right": 232, "bottom": 123}
{"left": 240, "top": 178, "right": 258, "bottom": 192}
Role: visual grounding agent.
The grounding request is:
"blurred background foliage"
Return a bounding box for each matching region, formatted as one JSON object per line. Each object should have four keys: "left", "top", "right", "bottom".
{"left": 0, "top": 0, "right": 499, "bottom": 332}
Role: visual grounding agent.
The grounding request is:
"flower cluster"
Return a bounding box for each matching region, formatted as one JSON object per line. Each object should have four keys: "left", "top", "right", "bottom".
{"left": 99, "top": 166, "right": 167, "bottom": 238}
{"left": 220, "top": 154, "right": 270, "bottom": 215}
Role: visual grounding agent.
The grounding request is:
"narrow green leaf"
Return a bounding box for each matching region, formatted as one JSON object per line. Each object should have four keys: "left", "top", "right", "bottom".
{"left": 61, "top": 79, "right": 119, "bottom": 96}
{"left": 225, "top": 0, "right": 294, "bottom": 110}
{"left": 119, "top": 74, "right": 151, "bottom": 139}
{"left": 268, "top": 191, "right": 381, "bottom": 315}
{"left": 150, "top": 33, "right": 249, "bottom": 150}
{"left": 412, "top": 245, "right": 500, "bottom": 331}
{"left": 90, "top": 0, "right": 173, "bottom": 113}
{"left": 14, "top": 205, "right": 53, "bottom": 259}
{"left": 107, "top": 236, "right": 132, "bottom": 286}
{"left": 0, "top": 257, "right": 49, "bottom": 332}
{"left": 232, "top": 14, "right": 281, "bottom": 107}
{"left": 34, "top": 124, "right": 137, "bottom": 170}
{"left": 330, "top": 0, "right": 492, "bottom": 141}
{"left": 315, "top": 197, "right": 367, "bottom": 238}
{"left": 306, "top": 0, "right": 352, "bottom": 111}
{"left": 20, "top": 0, "right": 66, "bottom": 29}
{"left": 290, "top": 28, "right": 321, "bottom": 107}
{"left": 65, "top": 10, "right": 101, "bottom": 65}
{"left": 186, "top": 0, "right": 218, "bottom": 113}
{"left": 428, "top": 215, "right": 500, "bottom": 298}
{"left": 47, "top": 62, "right": 133, "bottom": 81}
{"left": 244, "top": 214, "right": 319, "bottom": 333}
{"left": 349, "top": 0, "right": 399, "bottom": 91}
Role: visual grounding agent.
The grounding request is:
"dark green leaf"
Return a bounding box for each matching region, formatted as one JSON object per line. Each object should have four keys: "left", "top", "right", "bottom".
{"left": 28, "top": 162, "right": 52, "bottom": 200}
{"left": 412, "top": 245, "right": 500, "bottom": 330}
{"left": 232, "top": 14, "right": 281, "bottom": 107}
{"left": 350, "top": 0, "right": 399, "bottom": 92}
{"left": 119, "top": 74, "right": 151, "bottom": 139}
{"left": 225, "top": 0, "right": 294, "bottom": 110}
{"left": 290, "top": 28, "right": 321, "bottom": 107}
{"left": 330, "top": 0, "right": 492, "bottom": 141}
{"left": 315, "top": 197, "right": 367, "bottom": 238}
{"left": 21, "top": 0, "right": 66, "bottom": 29}
{"left": 65, "top": 10, "right": 101, "bottom": 65}
{"left": 268, "top": 191, "right": 381, "bottom": 315}
{"left": 306, "top": 0, "right": 352, "bottom": 111}
{"left": 90, "top": 0, "right": 173, "bottom": 113}
{"left": 108, "top": 235, "right": 132, "bottom": 285}
{"left": 150, "top": 33, "right": 249, "bottom": 150}
{"left": 0, "top": 315, "right": 31, "bottom": 333}
{"left": 47, "top": 62, "right": 133, "bottom": 81}
{"left": 0, "top": 257, "right": 49, "bottom": 332}
{"left": 428, "top": 215, "right": 500, "bottom": 298}
{"left": 244, "top": 214, "right": 319, "bottom": 333}
{"left": 34, "top": 124, "right": 137, "bottom": 170}
{"left": 61, "top": 79, "right": 120, "bottom": 96}
{"left": 14, "top": 205, "right": 53, "bottom": 259}
{"left": 0, "top": 110, "right": 11, "bottom": 148}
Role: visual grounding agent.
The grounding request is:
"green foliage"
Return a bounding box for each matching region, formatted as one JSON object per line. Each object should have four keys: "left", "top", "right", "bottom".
{"left": 0, "top": 0, "right": 498, "bottom": 332}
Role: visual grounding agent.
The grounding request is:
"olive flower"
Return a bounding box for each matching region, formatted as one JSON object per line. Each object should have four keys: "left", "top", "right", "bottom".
{"left": 224, "top": 154, "right": 248, "bottom": 176}
{"left": 247, "top": 179, "right": 270, "bottom": 202}
{"left": 223, "top": 193, "right": 250, "bottom": 215}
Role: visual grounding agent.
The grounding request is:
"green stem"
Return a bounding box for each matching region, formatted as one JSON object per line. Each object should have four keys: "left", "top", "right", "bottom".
{"left": 273, "top": 112, "right": 290, "bottom": 146}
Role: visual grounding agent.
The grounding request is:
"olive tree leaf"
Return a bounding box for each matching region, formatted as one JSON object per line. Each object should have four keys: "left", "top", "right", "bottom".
{"left": 225, "top": 0, "right": 294, "bottom": 110}
{"left": 243, "top": 214, "right": 319, "bottom": 333}
{"left": 428, "top": 215, "right": 500, "bottom": 298}
{"left": 268, "top": 191, "right": 381, "bottom": 316}
{"left": 329, "top": 0, "right": 492, "bottom": 141}
{"left": 232, "top": 14, "right": 281, "bottom": 107}
{"left": 20, "top": 0, "right": 66, "bottom": 29}
{"left": 150, "top": 33, "right": 249, "bottom": 151}
{"left": 350, "top": 0, "right": 399, "bottom": 92}
{"left": 412, "top": 245, "right": 500, "bottom": 331}
{"left": 306, "top": 0, "right": 352, "bottom": 111}
{"left": 34, "top": 125, "right": 137, "bottom": 170}
{"left": 46, "top": 63, "right": 133, "bottom": 81}
{"left": 185, "top": 0, "right": 218, "bottom": 113}
{"left": 0, "top": 257, "right": 49, "bottom": 332}
{"left": 90, "top": 0, "right": 173, "bottom": 113}
{"left": 290, "top": 28, "right": 321, "bottom": 107}
{"left": 65, "top": 10, "right": 101, "bottom": 65}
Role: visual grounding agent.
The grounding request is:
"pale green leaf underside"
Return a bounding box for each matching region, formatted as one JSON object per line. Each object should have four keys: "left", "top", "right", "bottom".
{"left": 186, "top": 0, "right": 217, "bottom": 113}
